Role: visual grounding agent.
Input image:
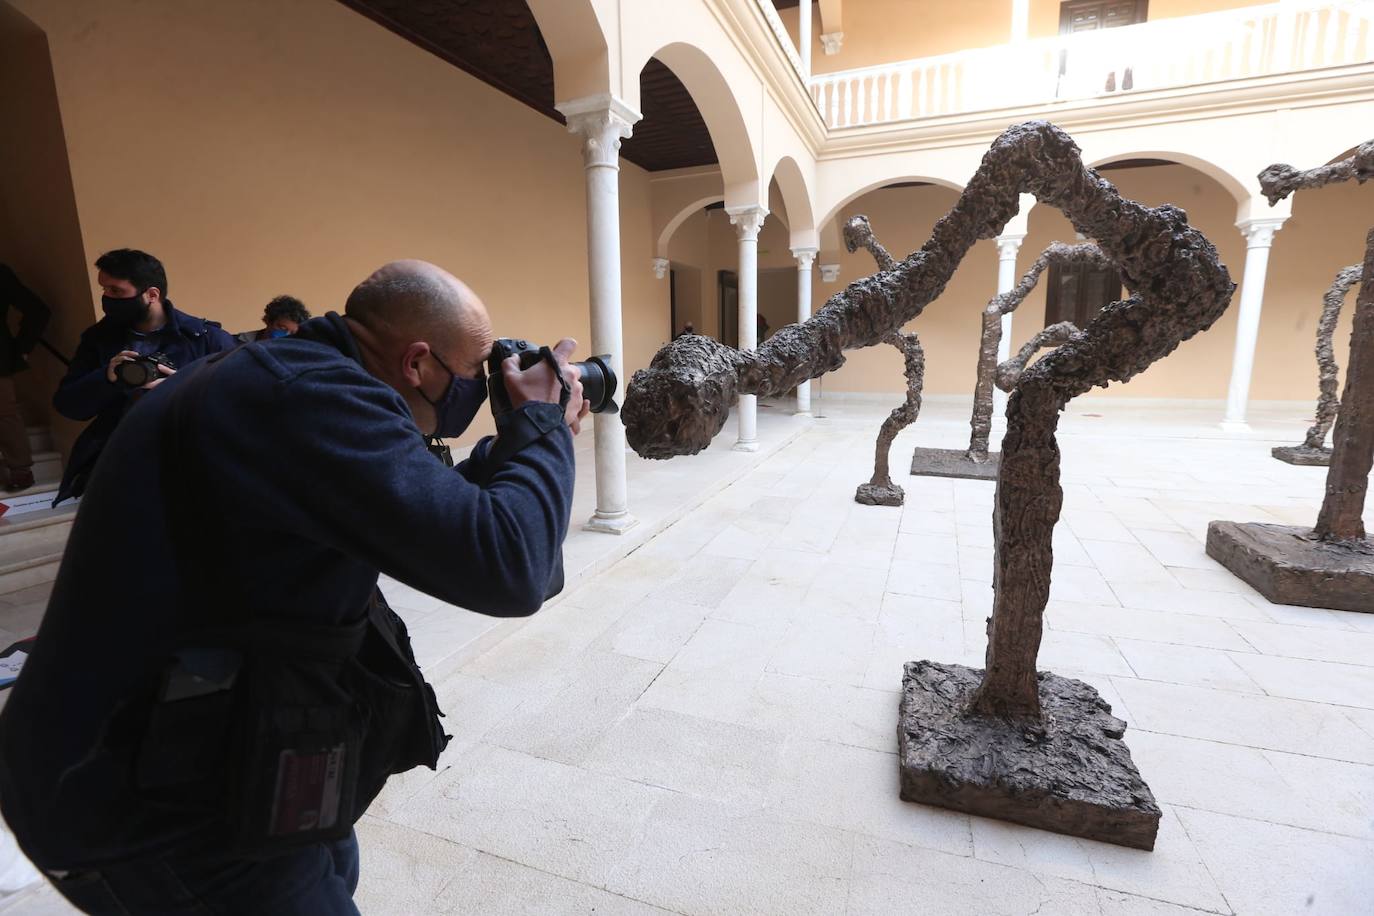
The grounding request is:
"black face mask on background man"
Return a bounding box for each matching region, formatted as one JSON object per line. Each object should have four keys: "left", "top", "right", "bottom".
{"left": 101, "top": 292, "right": 150, "bottom": 327}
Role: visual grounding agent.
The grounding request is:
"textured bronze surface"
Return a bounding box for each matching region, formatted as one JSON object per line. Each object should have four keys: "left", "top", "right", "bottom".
{"left": 995, "top": 321, "right": 1079, "bottom": 392}
{"left": 966, "top": 243, "right": 1113, "bottom": 464}
{"left": 909, "top": 447, "right": 1001, "bottom": 481}
{"left": 1206, "top": 521, "right": 1374, "bottom": 613}
{"left": 900, "top": 661, "right": 1161, "bottom": 850}
{"left": 625, "top": 121, "right": 1236, "bottom": 847}
{"left": 844, "top": 216, "right": 924, "bottom": 507}
{"left": 1274, "top": 264, "right": 1361, "bottom": 463}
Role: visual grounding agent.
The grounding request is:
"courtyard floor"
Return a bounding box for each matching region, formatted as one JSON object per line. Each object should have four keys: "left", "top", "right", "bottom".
{"left": 8, "top": 397, "right": 1374, "bottom": 914}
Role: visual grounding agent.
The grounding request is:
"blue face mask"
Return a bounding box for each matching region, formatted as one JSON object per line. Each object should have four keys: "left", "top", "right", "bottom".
{"left": 268, "top": 328, "right": 291, "bottom": 339}
{"left": 418, "top": 351, "right": 487, "bottom": 439}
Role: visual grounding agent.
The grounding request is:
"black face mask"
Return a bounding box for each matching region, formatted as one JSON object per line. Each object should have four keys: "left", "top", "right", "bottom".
{"left": 101, "top": 292, "right": 150, "bottom": 327}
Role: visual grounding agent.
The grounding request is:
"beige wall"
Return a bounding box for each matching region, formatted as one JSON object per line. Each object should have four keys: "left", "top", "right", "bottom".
{"left": 0, "top": 2, "right": 92, "bottom": 457}
{"left": 783, "top": 0, "right": 1264, "bottom": 74}
{"left": 7, "top": 0, "right": 669, "bottom": 447}
{"left": 794, "top": 163, "right": 1370, "bottom": 401}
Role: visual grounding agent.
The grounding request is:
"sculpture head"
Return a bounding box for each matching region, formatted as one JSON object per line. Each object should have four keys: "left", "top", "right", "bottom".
{"left": 622, "top": 334, "right": 747, "bottom": 458}
{"left": 843, "top": 215, "right": 876, "bottom": 254}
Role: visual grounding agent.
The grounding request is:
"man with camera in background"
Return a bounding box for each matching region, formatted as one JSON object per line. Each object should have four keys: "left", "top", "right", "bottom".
{"left": 51, "top": 248, "right": 235, "bottom": 505}
{"left": 0, "top": 259, "right": 590, "bottom": 914}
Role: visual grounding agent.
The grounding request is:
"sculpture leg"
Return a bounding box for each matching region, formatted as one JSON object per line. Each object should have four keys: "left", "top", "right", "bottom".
{"left": 857, "top": 331, "right": 925, "bottom": 506}
{"left": 1274, "top": 264, "right": 1359, "bottom": 466}
{"left": 967, "top": 310, "right": 1002, "bottom": 463}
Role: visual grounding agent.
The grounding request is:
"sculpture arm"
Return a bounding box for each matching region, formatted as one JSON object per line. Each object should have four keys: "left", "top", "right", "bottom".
{"left": 1259, "top": 140, "right": 1374, "bottom": 205}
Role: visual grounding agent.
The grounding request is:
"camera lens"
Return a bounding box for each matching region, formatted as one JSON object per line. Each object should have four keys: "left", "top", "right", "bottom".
{"left": 115, "top": 359, "right": 154, "bottom": 388}
{"left": 573, "top": 355, "right": 618, "bottom": 414}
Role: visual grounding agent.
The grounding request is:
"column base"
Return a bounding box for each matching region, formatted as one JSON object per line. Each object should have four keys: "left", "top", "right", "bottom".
{"left": 794, "top": 409, "right": 813, "bottom": 417}
{"left": 1218, "top": 419, "right": 1251, "bottom": 434}
{"left": 583, "top": 511, "right": 640, "bottom": 535}
{"left": 732, "top": 439, "right": 760, "bottom": 453}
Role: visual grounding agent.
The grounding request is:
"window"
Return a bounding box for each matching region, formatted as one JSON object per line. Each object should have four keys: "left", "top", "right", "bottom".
{"left": 1045, "top": 261, "right": 1122, "bottom": 328}
{"left": 1058, "top": 0, "right": 1149, "bottom": 34}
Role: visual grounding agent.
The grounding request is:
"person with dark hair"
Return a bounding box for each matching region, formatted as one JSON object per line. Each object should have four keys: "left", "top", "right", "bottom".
{"left": 235, "top": 294, "right": 312, "bottom": 344}
{"left": 1, "top": 259, "right": 586, "bottom": 912}
{"left": 0, "top": 265, "right": 52, "bottom": 492}
{"left": 51, "top": 248, "right": 234, "bottom": 505}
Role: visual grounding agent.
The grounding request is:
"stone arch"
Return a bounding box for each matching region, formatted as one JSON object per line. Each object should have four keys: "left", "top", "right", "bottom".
{"left": 656, "top": 194, "right": 724, "bottom": 258}
{"left": 1087, "top": 151, "right": 1250, "bottom": 207}
{"left": 816, "top": 174, "right": 965, "bottom": 237}
{"left": 525, "top": 0, "right": 612, "bottom": 102}
{"left": 630, "top": 42, "right": 760, "bottom": 202}
{"left": 767, "top": 155, "right": 817, "bottom": 248}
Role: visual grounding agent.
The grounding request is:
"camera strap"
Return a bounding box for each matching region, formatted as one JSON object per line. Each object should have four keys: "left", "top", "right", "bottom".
{"left": 536, "top": 345, "right": 573, "bottom": 411}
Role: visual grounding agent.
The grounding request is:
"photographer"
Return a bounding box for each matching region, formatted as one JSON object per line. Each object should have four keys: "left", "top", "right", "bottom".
{"left": 0, "top": 260, "right": 586, "bottom": 914}
{"left": 52, "top": 249, "right": 234, "bottom": 504}
{"left": 235, "top": 294, "right": 312, "bottom": 344}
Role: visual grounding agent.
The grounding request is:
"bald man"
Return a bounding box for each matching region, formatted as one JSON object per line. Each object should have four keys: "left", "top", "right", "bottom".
{"left": 0, "top": 261, "right": 587, "bottom": 913}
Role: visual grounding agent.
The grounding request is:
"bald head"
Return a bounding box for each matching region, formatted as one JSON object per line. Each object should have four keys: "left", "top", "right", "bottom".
{"left": 345, "top": 260, "right": 489, "bottom": 353}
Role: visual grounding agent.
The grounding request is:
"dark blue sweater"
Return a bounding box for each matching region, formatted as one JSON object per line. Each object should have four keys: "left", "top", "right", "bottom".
{"left": 0, "top": 313, "right": 575, "bottom": 868}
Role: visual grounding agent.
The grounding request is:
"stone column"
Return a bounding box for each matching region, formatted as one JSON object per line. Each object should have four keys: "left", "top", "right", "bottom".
{"left": 791, "top": 247, "right": 818, "bottom": 415}
{"left": 1222, "top": 217, "right": 1286, "bottom": 430}
{"left": 558, "top": 94, "right": 642, "bottom": 534}
{"left": 799, "top": 0, "right": 813, "bottom": 77}
{"left": 993, "top": 232, "right": 1025, "bottom": 411}
{"left": 728, "top": 205, "right": 768, "bottom": 451}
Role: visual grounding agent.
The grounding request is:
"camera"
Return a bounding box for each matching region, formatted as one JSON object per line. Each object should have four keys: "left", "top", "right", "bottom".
{"left": 486, "top": 338, "right": 618, "bottom": 416}
{"left": 115, "top": 352, "right": 176, "bottom": 388}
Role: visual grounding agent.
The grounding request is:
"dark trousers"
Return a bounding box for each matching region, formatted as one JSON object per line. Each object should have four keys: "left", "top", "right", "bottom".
{"left": 46, "top": 830, "right": 360, "bottom": 915}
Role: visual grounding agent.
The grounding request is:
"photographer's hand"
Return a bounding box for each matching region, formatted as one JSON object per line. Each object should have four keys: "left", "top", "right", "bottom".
{"left": 105, "top": 350, "right": 140, "bottom": 384}
{"left": 501, "top": 337, "right": 591, "bottom": 435}
{"left": 143, "top": 362, "right": 176, "bottom": 391}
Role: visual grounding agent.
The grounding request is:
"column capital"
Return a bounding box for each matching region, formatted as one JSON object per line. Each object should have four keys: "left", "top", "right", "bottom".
{"left": 557, "top": 94, "right": 642, "bottom": 170}
{"left": 651, "top": 257, "right": 669, "bottom": 279}
{"left": 996, "top": 232, "right": 1026, "bottom": 259}
{"left": 1237, "top": 216, "right": 1286, "bottom": 249}
{"left": 820, "top": 31, "right": 844, "bottom": 55}
{"left": 819, "top": 263, "right": 841, "bottom": 282}
{"left": 726, "top": 205, "right": 769, "bottom": 240}
{"left": 791, "top": 246, "right": 819, "bottom": 269}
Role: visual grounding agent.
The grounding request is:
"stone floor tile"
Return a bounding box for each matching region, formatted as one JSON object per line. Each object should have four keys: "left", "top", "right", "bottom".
{"left": 1127, "top": 730, "right": 1374, "bottom": 839}
{"left": 699, "top": 520, "right": 780, "bottom": 561}
{"left": 768, "top": 616, "right": 877, "bottom": 686}
{"left": 1107, "top": 580, "right": 1271, "bottom": 621}
{"left": 1113, "top": 638, "right": 1262, "bottom": 693}
{"left": 1166, "top": 565, "right": 1258, "bottom": 595}
{"left": 956, "top": 544, "right": 994, "bottom": 583}
{"left": 648, "top": 556, "right": 755, "bottom": 609}
{"left": 604, "top": 793, "right": 852, "bottom": 916}
{"left": 885, "top": 559, "right": 962, "bottom": 601}
{"left": 766, "top": 737, "right": 973, "bottom": 856}
{"left": 800, "top": 559, "right": 888, "bottom": 621}
{"left": 1036, "top": 628, "right": 1137, "bottom": 678}
{"left": 1048, "top": 601, "right": 1253, "bottom": 651}
{"left": 1052, "top": 526, "right": 1095, "bottom": 567}
{"left": 848, "top": 835, "right": 1103, "bottom": 916}
{"left": 583, "top": 707, "right": 784, "bottom": 810}
{"left": 711, "top": 576, "right": 809, "bottom": 628}
{"left": 1049, "top": 563, "right": 1120, "bottom": 605}
{"left": 1227, "top": 619, "right": 1374, "bottom": 667}
{"left": 391, "top": 743, "right": 668, "bottom": 887}
{"left": 1226, "top": 652, "right": 1374, "bottom": 708}
{"left": 955, "top": 523, "right": 993, "bottom": 548}
{"left": 968, "top": 806, "right": 1228, "bottom": 912}
{"left": 865, "top": 595, "right": 965, "bottom": 689}
{"left": 593, "top": 599, "right": 709, "bottom": 664}
{"left": 1111, "top": 677, "right": 1374, "bottom": 763}
{"left": 892, "top": 530, "right": 960, "bottom": 566}
{"left": 1252, "top": 598, "right": 1364, "bottom": 630}
{"left": 458, "top": 632, "right": 589, "bottom": 692}
{"left": 1082, "top": 539, "right": 1177, "bottom": 585}
{"left": 1176, "top": 808, "right": 1374, "bottom": 916}
{"left": 899, "top": 507, "right": 956, "bottom": 536}
{"left": 353, "top": 815, "right": 479, "bottom": 915}
{"left": 1130, "top": 529, "right": 1216, "bottom": 571}
{"left": 484, "top": 650, "right": 662, "bottom": 766}
{"left": 1063, "top": 508, "right": 1140, "bottom": 543}
{"left": 430, "top": 851, "right": 672, "bottom": 915}
{"left": 1094, "top": 888, "right": 1227, "bottom": 914}
{"left": 746, "top": 673, "right": 899, "bottom": 752}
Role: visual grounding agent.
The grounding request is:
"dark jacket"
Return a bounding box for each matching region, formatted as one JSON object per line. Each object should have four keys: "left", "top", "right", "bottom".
{"left": 0, "top": 264, "right": 52, "bottom": 377}
{"left": 0, "top": 312, "right": 576, "bottom": 868}
{"left": 52, "top": 301, "right": 235, "bottom": 504}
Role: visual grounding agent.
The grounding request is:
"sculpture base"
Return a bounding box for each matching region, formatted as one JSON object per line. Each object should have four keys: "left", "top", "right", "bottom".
{"left": 855, "top": 481, "right": 904, "bottom": 506}
{"left": 909, "top": 447, "right": 1000, "bottom": 481}
{"left": 1205, "top": 521, "right": 1374, "bottom": 613}
{"left": 1271, "top": 444, "right": 1332, "bottom": 466}
{"left": 898, "top": 660, "right": 1160, "bottom": 850}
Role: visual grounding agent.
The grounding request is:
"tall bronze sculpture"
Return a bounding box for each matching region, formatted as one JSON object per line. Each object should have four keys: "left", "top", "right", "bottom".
{"left": 1210, "top": 141, "right": 1374, "bottom": 613}
{"left": 912, "top": 242, "right": 1117, "bottom": 480}
{"left": 623, "top": 121, "right": 1237, "bottom": 848}
{"left": 843, "top": 216, "right": 927, "bottom": 507}
{"left": 1272, "top": 263, "right": 1362, "bottom": 466}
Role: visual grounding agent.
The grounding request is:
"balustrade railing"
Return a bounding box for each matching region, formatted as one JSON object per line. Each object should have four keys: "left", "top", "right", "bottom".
{"left": 808, "top": 0, "right": 1374, "bottom": 129}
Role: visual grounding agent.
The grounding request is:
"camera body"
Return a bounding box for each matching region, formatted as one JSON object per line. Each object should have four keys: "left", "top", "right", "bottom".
{"left": 115, "top": 352, "right": 176, "bottom": 389}
{"left": 486, "top": 338, "right": 618, "bottom": 417}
